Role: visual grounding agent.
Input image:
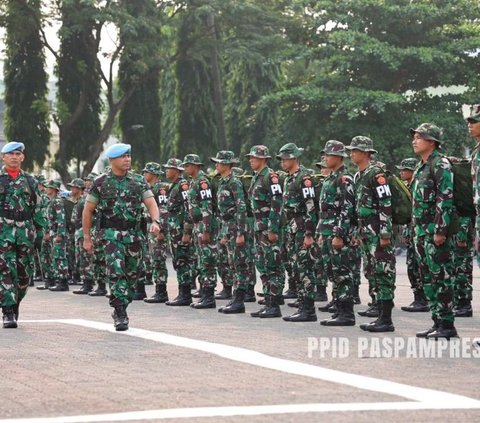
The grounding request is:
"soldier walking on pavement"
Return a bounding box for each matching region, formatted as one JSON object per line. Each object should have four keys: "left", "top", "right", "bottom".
{"left": 410, "top": 123, "right": 458, "bottom": 340}
{"left": 83, "top": 144, "right": 160, "bottom": 331}
{"left": 0, "top": 142, "right": 40, "bottom": 328}
{"left": 347, "top": 136, "right": 396, "bottom": 332}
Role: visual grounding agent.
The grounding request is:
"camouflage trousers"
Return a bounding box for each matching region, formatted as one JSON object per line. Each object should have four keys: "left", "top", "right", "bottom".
{"left": 75, "top": 235, "right": 93, "bottom": 283}
{"left": 40, "top": 237, "right": 53, "bottom": 281}
{"left": 359, "top": 232, "right": 396, "bottom": 301}
{"left": 406, "top": 241, "right": 421, "bottom": 292}
{"left": 253, "top": 230, "right": 284, "bottom": 296}
{"left": 282, "top": 226, "right": 299, "bottom": 290}
{"left": 168, "top": 227, "right": 195, "bottom": 287}
{"left": 67, "top": 232, "right": 76, "bottom": 279}
{"left": 0, "top": 222, "right": 35, "bottom": 307}
{"left": 149, "top": 232, "right": 168, "bottom": 287}
{"left": 217, "top": 240, "right": 233, "bottom": 286}
{"left": 352, "top": 244, "right": 361, "bottom": 288}
{"left": 452, "top": 236, "right": 473, "bottom": 303}
{"left": 193, "top": 225, "right": 217, "bottom": 289}
{"left": 285, "top": 229, "right": 317, "bottom": 301}
{"left": 314, "top": 250, "right": 329, "bottom": 288}
{"left": 476, "top": 210, "right": 480, "bottom": 267}
{"left": 51, "top": 237, "right": 70, "bottom": 281}
{"left": 33, "top": 230, "right": 44, "bottom": 278}
{"left": 320, "top": 237, "right": 354, "bottom": 301}
{"left": 100, "top": 228, "right": 145, "bottom": 307}
{"left": 219, "top": 221, "right": 249, "bottom": 291}
{"left": 93, "top": 230, "right": 108, "bottom": 287}
{"left": 414, "top": 234, "right": 455, "bottom": 322}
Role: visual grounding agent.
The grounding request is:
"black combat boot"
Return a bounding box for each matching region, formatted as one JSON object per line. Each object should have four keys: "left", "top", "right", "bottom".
{"left": 192, "top": 285, "right": 203, "bottom": 298}
{"left": 88, "top": 282, "right": 108, "bottom": 296}
{"left": 314, "top": 285, "right": 328, "bottom": 302}
{"left": 49, "top": 279, "right": 69, "bottom": 292}
{"left": 359, "top": 300, "right": 395, "bottom": 332}
{"left": 144, "top": 284, "right": 169, "bottom": 303}
{"left": 215, "top": 284, "right": 232, "bottom": 300}
{"left": 401, "top": 290, "right": 429, "bottom": 312}
{"left": 244, "top": 285, "right": 256, "bottom": 303}
{"left": 318, "top": 296, "right": 336, "bottom": 313}
{"left": 166, "top": 284, "right": 192, "bottom": 306}
{"left": 73, "top": 279, "right": 94, "bottom": 295}
{"left": 112, "top": 305, "right": 129, "bottom": 331}
{"left": 219, "top": 289, "right": 246, "bottom": 314}
{"left": 132, "top": 283, "right": 147, "bottom": 301}
{"left": 191, "top": 287, "right": 216, "bottom": 309}
{"left": 454, "top": 299, "right": 473, "bottom": 317}
{"left": 416, "top": 316, "right": 439, "bottom": 338}
{"left": 259, "top": 295, "right": 282, "bottom": 318}
{"left": 287, "top": 298, "right": 301, "bottom": 308}
{"left": 283, "top": 297, "right": 317, "bottom": 322}
{"left": 36, "top": 279, "right": 55, "bottom": 290}
{"left": 353, "top": 285, "right": 361, "bottom": 304}
{"left": 283, "top": 279, "right": 297, "bottom": 299}
{"left": 320, "top": 300, "right": 355, "bottom": 326}
{"left": 427, "top": 320, "right": 458, "bottom": 340}
{"left": 250, "top": 294, "right": 269, "bottom": 317}
{"left": 2, "top": 307, "right": 17, "bottom": 329}
{"left": 357, "top": 300, "right": 379, "bottom": 317}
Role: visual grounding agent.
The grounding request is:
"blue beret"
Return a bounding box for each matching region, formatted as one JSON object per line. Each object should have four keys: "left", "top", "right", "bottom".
{"left": 1, "top": 142, "right": 25, "bottom": 154}
{"left": 105, "top": 143, "right": 131, "bottom": 159}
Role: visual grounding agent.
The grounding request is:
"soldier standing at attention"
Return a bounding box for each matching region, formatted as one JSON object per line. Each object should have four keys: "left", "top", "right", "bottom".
{"left": 346, "top": 136, "right": 396, "bottom": 332}
{"left": 278, "top": 143, "right": 318, "bottom": 322}
{"left": 0, "top": 142, "right": 40, "bottom": 328}
{"left": 181, "top": 154, "right": 218, "bottom": 309}
{"left": 316, "top": 141, "right": 356, "bottom": 326}
{"left": 83, "top": 144, "right": 160, "bottom": 331}
{"left": 246, "top": 146, "right": 285, "bottom": 318}
{"left": 410, "top": 123, "right": 457, "bottom": 340}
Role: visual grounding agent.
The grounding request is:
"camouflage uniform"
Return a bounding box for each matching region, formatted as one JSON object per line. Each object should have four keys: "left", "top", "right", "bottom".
{"left": 34, "top": 179, "right": 50, "bottom": 286}
{"left": 277, "top": 143, "right": 318, "bottom": 322}
{"left": 410, "top": 123, "right": 457, "bottom": 339}
{"left": 470, "top": 105, "right": 480, "bottom": 267}
{"left": 452, "top": 215, "right": 473, "bottom": 316}
{"left": 0, "top": 143, "right": 40, "bottom": 327}
{"left": 63, "top": 194, "right": 77, "bottom": 282}
{"left": 316, "top": 141, "right": 356, "bottom": 326}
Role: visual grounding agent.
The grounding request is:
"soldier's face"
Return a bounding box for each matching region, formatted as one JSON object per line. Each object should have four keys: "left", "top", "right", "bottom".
{"left": 280, "top": 158, "right": 296, "bottom": 172}
{"left": 143, "top": 172, "right": 155, "bottom": 184}
{"left": 215, "top": 162, "right": 230, "bottom": 176}
{"left": 85, "top": 180, "right": 92, "bottom": 190}
{"left": 2, "top": 151, "right": 24, "bottom": 170}
{"left": 399, "top": 169, "right": 413, "bottom": 182}
{"left": 46, "top": 187, "right": 57, "bottom": 198}
{"left": 110, "top": 154, "right": 131, "bottom": 173}
{"left": 349, "top": 149, "right": 368, "bottom": 165}
{"left": 412, "top": 133, "right": 434, "bottom": 155}
{"left": 468, "top": 121, "right": 480, "bottom": 139}
{"left": 248, "top": 157, "right": 265, "bottom": 172}
{"left": 165, "top": 168, "right": 179, "bottom": 181}
{"left": 324, "top": 155, "right": 342, "bottom": 169}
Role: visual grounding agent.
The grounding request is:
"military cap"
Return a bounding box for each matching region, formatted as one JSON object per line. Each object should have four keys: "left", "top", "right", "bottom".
{"left": 409, "top": 123, "right": 443, "bottom": 144}
{"left": 105, "top": 143, "right": 131, "bottom": 159}
{"left": 276, "top": 143, "right": 304, "bottom": 160}
{"left": 35, "top": 175, "right": 47, "bottom": 185}
{"left": 142, "top": 162, "right": 164, "bottom": 176}
{"left": 67, "top": 178, "right": 86, "bottom": 189}
{"left": 321, "top": 140, "right": 348, "bottom": 158}
{"left": 210, "top": 150, "right": 240, "bottom": 165}
{"left": 466, "top": 104, "right": 480, "bottom": 124}
{"left": 181, "top": 154, "right": 204, "bottom": 166}
{"left": 1, "top": 141, "right": 25, "bottom": 154}
{"left": 162, "top": 158, "right": 184, "bottom": 171}
{"left": 315, "top": 157, "right": 327, "bottom": 169}
{"left": 232, "top": 167, "right": 245, "bottom": 177}
{"left": 245, "top": 145, "right": 271, "bottom": 159}
{"left": 346, "top": 136, "right": 378, "bottom": 153}
{"left": 396, "top": 158, "right": 418, "bottom": 171}
{"left": 45, "top": 179, "right": 62, "bottom": 191}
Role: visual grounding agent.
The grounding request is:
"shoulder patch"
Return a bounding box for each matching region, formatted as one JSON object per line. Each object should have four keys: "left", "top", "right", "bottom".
{"left": 200, "top": 180, "right": 209, "bottom": 190}
{"left": 181, "top": 182, "right": 189, "bottom": 191}
{"left": 376, "top": 174, "right": 387, "bottom": 185}
{"left": 303, "top": 176, "right": 312, "bottom": 188}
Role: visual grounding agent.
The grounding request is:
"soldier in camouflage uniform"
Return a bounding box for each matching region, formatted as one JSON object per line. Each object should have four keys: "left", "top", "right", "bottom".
{"left": 396, "top": 158, "right": 429, "bottom": 313}
{"left": 211, "top": 151, "right": 250, "bottom": 314}
{"left": 347, "top": 136, "right": 396, "bottom": 332}
{"left": 65, "top": 178, "right": 83, "bottom": 284}
{"left": 83, "top": 144, "right": 160, "bottom": 331}
{"left": 410, "top": 123, "right": 457, "bottom": 339}
{"left": 142, "top": 162, "right": 170, "bottom": 304}
{"left": 0, "top": 142, "right": 40, "bottom": 328}
{"left": 181, "top": 154, "right": 218, "bottom": 309}
{"left": 246, "top": 146, "right": 285, "bottom": 318}
{"left": 315, "top": 141, "right": 356, "bottom": 326}
{"left": 163, "top": 158, "right": 196, "bottom": 306}
{"left": 33, "top": 175, "right": 48, "bottom": 285}
{"left": 277, "top": 143, "right": 318, "bottom": 322}
{"left": 43, "top": 180, "right": 70, "bottom": 292}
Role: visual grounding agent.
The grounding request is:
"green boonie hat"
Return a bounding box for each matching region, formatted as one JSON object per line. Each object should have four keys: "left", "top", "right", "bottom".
{"left": 181, "top": 154, "right": 204, "bottom": 166}
{"left": 67, "top": 178, "right": 86, "bottom": 189}
{"left": 85, "top": 172, "right": 98, "bottom": 181}
{"left": 35, "top": 175, "right": 47, "bottom": 185}
{"left": 321, "top": 140, "right": 348, "bottom": 158}
{"left": 232, "top": 167, "right": 245, "bottom": 177}
{"left": 315, "top": 157, "right": 327, "bottom": 169}
{"left": 346, "top": 136, "right": 378, "bottom": 153}
{"left": 409, "top": 123, "right": 443, "bottom": 144}
{"left": 162, "top": 158, "right": 184, "bottom": 171}
{"left": 276, "top": 143, "right": 304, "bottom": 160}
{"left": 142, "top": 162, "right": 164, "bottom": 176}
{"left": 45, "top": 179, "right": 61, "bottom": 191}
{"left": 396, "top": 158, "right": 418, "bottom": 171}
{"left": 466, "top": 104, "right": 480, "bottom": 123}
{"left": 245, "top": 145, "right": 271, "bottom": 159}
{"left": 210, "top": 150, "right": 239, "bottom": 165}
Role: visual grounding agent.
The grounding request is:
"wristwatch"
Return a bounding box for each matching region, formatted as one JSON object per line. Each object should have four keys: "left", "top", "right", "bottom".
{"left": 154, "top": 219, "right": 161, "bottom": 225}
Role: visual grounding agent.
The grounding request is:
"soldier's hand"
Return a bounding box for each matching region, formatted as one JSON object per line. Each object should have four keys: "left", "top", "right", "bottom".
{"left": 182, "top": 234, "right": 191, "bottom": 244}
{"left": 83, "top": 237, "right": 94, "bottom": 255}
{"left": 44, "top": 234, "right": 50, "bottom": 241}
{"left": 303, "top": 234, "right": 314, "bottom": 248}
{"left": 434, "top": 234, "right": 446, "bottom": 246}
{"left": 150, "top": 221, "right": 160, "bottom": 236}
{"left": 267, "top": 232, "right": 278, "bottom": 243}
{"left": 54, "top": 235, "right": 62, "bottom": 243}
{"left": 157, "top": 231, "right": 165, "bottom": 241}
{"left": 201, "top": 232, "right": 211, "bottom": 245}
{"left": 457, "top": 241, "right": 467, "bottom": 248}
{"left": 220, "top": 237, "right": 227, "bottom": 246}
{"left": 236, "top": 234, "right": 245, "bottom": 247}
{"left": 380, "top": 238, "right": 391, "bottom": 248}
{"left": 332, "top": 236, "right": 344, "bottom": 250}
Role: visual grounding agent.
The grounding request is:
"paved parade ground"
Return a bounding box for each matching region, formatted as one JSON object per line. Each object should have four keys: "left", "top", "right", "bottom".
{"left": 1, "top": 258, "right": 480, "bottom": 423}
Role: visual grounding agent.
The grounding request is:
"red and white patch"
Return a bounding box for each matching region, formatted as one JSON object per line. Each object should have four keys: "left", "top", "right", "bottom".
{"left": 271, "top": 176, "right": 279, "bottom": 184}
{"left": 304, "top": 178, "right": 312, "bottom": 188}
{"left": 376, "top": 174, "right": 386, "bottom": 185}
{"left": 181, "top": 183, "right": 189, "bottom": 191}
{"left": 200, "top": 181, "right": 209, "bottom": 190}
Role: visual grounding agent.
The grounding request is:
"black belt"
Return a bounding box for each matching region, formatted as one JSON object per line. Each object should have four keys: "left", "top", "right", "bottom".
{"left": 101, "top": 220, "right": 137, "bottom": 231}
{"left": 0, "top": 210, "right": 33, "bottom": 221}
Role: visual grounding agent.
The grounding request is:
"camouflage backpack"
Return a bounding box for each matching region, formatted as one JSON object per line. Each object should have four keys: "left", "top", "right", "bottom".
{"left": 384, "top": 170, "right": 412, "bottom": 225}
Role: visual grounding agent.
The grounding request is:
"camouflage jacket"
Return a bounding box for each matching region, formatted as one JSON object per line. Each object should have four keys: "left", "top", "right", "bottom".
{"left": 87, "top": 169, "right": 153, "bottom": 225}
{"left": 166, "top": 178, "right": 189, "bottom": 235}
{"left": 217, "top": 173, "right": 248, "bottom": 236}
{"left": 150, "top": 180, "right": 170, "bottom": 232}
{"left": 353, "top": 164, "right": 392, "bottom": 239}
{"left": 248, "top": 166, "right": 283, "bottom": 235}
{"left": 72, "top": 194, "right": 86, "bottom": 239}
{"left": 282, "top": 167, "right": 317, "bottom": 235}
{"left": 471, "top": 144, "right": 480, "bottom": 208}
{"left": 46, "top": 195, "right": 67, "bottom": 238}
{"left": 36, "top": 192, "right": 50, "bottom": 231}
{"left": 410, "top": 149, "right": 454, "bottom": 237}
{"left": 316, "top": 165, "right": 355, "bottom": 240}
{"left": 185, "top": 170, "right": 215, "bottom": 235}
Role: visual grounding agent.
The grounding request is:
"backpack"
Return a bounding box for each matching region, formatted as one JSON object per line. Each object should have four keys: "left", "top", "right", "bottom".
{"left": 447, "top": 158, "right": 475, "bottom": 217}
{"left": 385, "top": 171, "right": 412, "bottom": 225}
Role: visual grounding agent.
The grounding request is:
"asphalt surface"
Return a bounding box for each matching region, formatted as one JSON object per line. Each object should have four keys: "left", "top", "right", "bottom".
{"left": 1, "top": 254, "right": 480, "bottom": 422}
